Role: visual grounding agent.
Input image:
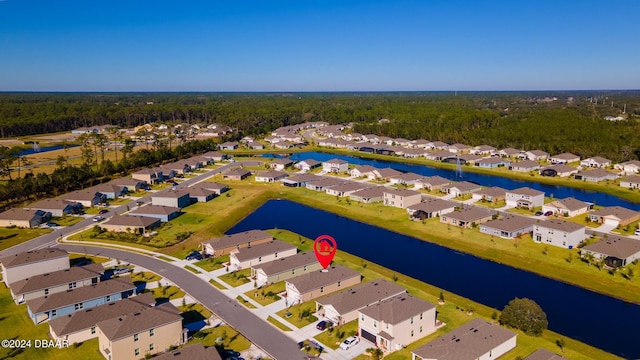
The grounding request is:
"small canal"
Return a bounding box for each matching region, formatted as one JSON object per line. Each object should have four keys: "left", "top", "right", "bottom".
{"left": 229, "top": 199, "right": 640, "bottom": 358}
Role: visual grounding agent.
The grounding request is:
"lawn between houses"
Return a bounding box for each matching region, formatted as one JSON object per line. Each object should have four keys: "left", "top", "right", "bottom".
{"left": 269, "top": 229, "right": 618, "bottom": 360}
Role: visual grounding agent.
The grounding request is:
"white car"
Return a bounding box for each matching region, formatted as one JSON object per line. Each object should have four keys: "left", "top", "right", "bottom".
{"left": 340, "top": 336, "right": 359, "bottom": 350}
{"left": 92, "top": 216, "right": 105, "bottom": 222}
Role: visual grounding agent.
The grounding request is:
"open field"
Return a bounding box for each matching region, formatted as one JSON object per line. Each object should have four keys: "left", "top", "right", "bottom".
{"left": 0, "top": 227, "right": 52, "bottom": 251}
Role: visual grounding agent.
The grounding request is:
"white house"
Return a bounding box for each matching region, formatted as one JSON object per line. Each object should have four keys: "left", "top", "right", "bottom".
{"left": 229, "top": 240, "right": 297, "bottom": 271}
{"left": 614, "top": 160, "right": 640, "bottom": 175}
{"left": 580, "top": 156, "right": 611, "bottom": 168}
{"left": 533, "top": 220, "right": 586, "bottom": 249}
{"left": 542, "top": 197, "right": 591, "bottom": 217}
{"left": 383, "top": 189, "right": 422, "bottom": 209}
{"left": 322, "top": 159, "right": 349, "bottom": 173}
{"left": 505, "top": 187, "right": 545, "bottom": 209}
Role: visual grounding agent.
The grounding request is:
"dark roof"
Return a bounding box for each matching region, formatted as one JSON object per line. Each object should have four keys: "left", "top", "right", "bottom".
{"left": 27, "top": 277, "right": 135, "bottom": 314}
{"left": 316, "top": 279, "right": 406, "bottom": 314}
{"left": 286, "top": 265, "right": 360, "bottom": 293}
{"left": 190, "top": 182, "right": 228, "bottom": 191}
{"left": 524, "top": 349, "right": 568, "bottom": 360}
{"left": 129, "top": 205, "right": 180, "bottom": 216}
{"left": 10, "top": 263, "right": 103, "bottom": 294}
{"left": 49, "top": 293, "right": 155, "bottom": 337}
{"left": 27, "top": 199, "right": 80, "bottom": 211}
{"left": 97, "top": 302, "right": 182, "bottom": 341}
{"left": 0, "top": 248, "right": 68, "bottom": 269}
{"left": 187, "top": 187, "right": 216, "bottom": 197}
{"left": 152, "top": 190, "right": 190, "bottom": 199}
{"left": 102, "top": 215, "right": 160, "bottom": 228}
{"left": 445, "top": 207, "right": 494, "bottom": 222}
{"left": 359, "top": 294, "right": 435, "bottom": 325}
{"left": 412, "top": 318, "right": 516, "bottom": 360}
{"left": 204, "top": 230, "right": 273, "bottom": 249}
{"left": 224, "top": 168, "right": 251, "bottom": 177}
{"left": 232, "top": 240, "right": 297, "bottom": 262}
{"left": 254, "top": 251, "right": 318, "bottom": 276}
{"left": 153, "top": 344, "right": 222, "bottom": 360}
{"left": 0, "top": 208, "right": 45, "bottom": 221}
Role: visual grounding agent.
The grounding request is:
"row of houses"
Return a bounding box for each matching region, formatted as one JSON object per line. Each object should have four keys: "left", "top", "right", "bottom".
{"left": 0, "top": 248, "right": 188, "bottom": 360}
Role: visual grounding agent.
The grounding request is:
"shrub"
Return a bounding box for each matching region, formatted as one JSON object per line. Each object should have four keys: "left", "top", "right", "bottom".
{"left": 499, "top": 297, "right": 548, "bottom": 336}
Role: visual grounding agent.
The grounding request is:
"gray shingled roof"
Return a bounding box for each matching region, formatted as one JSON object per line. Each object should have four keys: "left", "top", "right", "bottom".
{"left": 232, "top": 240, "right": 297, "bottom": 262}
{"left": 204, "top": 230, "right": 273, "bottom": 249}
{"left": 442, "top": 181, "right": 481, "bottom": 192}
{"left": 350, "top": 186, "right": 386, "bottom": 199}
{"left": 286, "top": 265, "right": 360, "bottom": 294}
{"left": 446, "top": 207, "right": 494, "bottom": 222}
{"left": 153, "top": 343, "right": 222, "bottom": 360}
{"left": 256, "top": 170, "right": 288, "bottom": 179}
{"left": 129, "top": 205, "right": 181, "bottom": 216}
{"left": 545, "top": 197, "right": 590, "bottom": 212}
{"left": 190, "top": 182, "right": 228, "bottom": 191}
{"left": 524, "top": 349, "right": 568, "bottom": 360}
{"left": 359, "top": 294, "right": 435, "bottom": 325}
{"left": 0, "top": 248, "right": 68, "bottom": 268}
{"left": 316, "top": 279, "right": 406, "bottom": 314}
{"left": 383, "top": 188, "right": 421, "bottom": 197}
{"left": 254, "top": 251, "right": 318, "bottom": 276}
{"left": 102, "top": 215, "right": 160, "bottom": 228}
{"left": 508, "top": 187, "right": 544, "bottom": 196}
{"left": 537, "top": 219, "right": 585, "bottom": 233}
{"left": 512, "top": 160, "right": 540, "bottom": 169}
{"left": 476, "top": 186, "right": 507, "bottom": 198}
{"left": 582, "top": 236, "right": 640, "bottom": 259}
{"left": 224, "top": 168, "right": 251, "bottom": 177}
{"left": 407, "top": 198, "right": 456, "bottom": 213}
{"left": 412, "top": 318, "right": 516, "bottom": 360}
{"left": 152, "top": 190, "right": 190, "bottom": 199}
{"left": 0, "top": 208, "right": 45, "bottom": 221}
{"left": 483, "top": 216, "right": 536, "bottom": 232}
{"left": 590, "top": 206, "right": 640, "bottom": 220}
{"left": 328, "top": 182, "right": 371, "bottom": 193}
{"left": 97, "top": 302, "right": 182, "bottom": 341}
{"left": 10, "top": 263, "right": 103, "bottom": 294}
{"left": 417, "top": 176, "right": 451, "bottom": 187}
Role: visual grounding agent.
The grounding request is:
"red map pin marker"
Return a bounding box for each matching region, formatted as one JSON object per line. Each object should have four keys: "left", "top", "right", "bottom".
{"left": 314, "top": 235, "right": 337, "bottom": 269}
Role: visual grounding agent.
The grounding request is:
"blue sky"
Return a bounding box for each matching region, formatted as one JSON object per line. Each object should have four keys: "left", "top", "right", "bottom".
{"left": 1, "top": 0, "right": 638, "bottom": 91}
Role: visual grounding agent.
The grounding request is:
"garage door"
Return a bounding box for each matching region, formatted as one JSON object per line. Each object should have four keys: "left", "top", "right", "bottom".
{"left": 361, "top": 329, "right": 377, "bottom": 344}
{"left": 604, "top": 218, "right": 619, "bottom": 226}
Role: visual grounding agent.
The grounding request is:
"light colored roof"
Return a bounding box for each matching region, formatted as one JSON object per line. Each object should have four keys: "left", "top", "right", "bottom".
{"left": 527, "top": 150, "right": 548, "bottom": 156}
{"left": 350, "top": 186, "right": 386, "bottom": 199}
{"left": 328, "top": 182, "right": 371, "bottom": 193}
{"left": 316, "top": 279, "right": 406, "bottom": 314}
{"left": 507, "top": 187, "right": 544, "bottom": 196}
{"left": 92, "top": 183, "right": 126, "bottom": 193}
{"left": 418, "top": 176, "right": 451, "bottom": 187}
{"left": 512, "top": 160, "right": 540, "bottom": 168}
{"left": 0, "top": 248, "right": 68, "bottom": 269}
{"left": 109, "top": 178, "right": 147, "bottom": 187}
{"left": 286, "top": 173, "right": 322, "bottom": 183}
{"left": 383, "top": 188, "right": 421, "bottom": 197}
{"left": 412, "top": 318, "right": 516, "bottom": 360}
{"left": 10, "top": 263, "right": 103, "bottom": 294}
{"left": 307, "top": 177, "right": 346, "bottom": 188}
{"left": 97, "top": 302, "right": 182, "bottom": 341}
{"left": 500, "top": 147, "right": 522, "bottom": 155}
{"left": 545, "top": 198, "right": 590, "bottom": 212}
{"left": 103, "top": 215, "right": 160, "bottom": 228}
{"left": 286, "top": 265, "right": 360, "bottom": 294}
{"left": 0, "top": 208, "right": 45, "bottom": 221}
{"left": 408, "top": 198, "right": 456, "bottom": 213}
{"left": 590, "top": 206, "right": 640, "bottom": 221}
{"left": 153, "top": 343, "right": 222, "bottom": 360}
{"left": 204, "top": 230, "right": 273, "bottom": 249}
{"left": 524, "top": 348, "right": 569, "bottom": 360}
{"left": 27, "top": 199, "right": 79, "bottom": 211}
{"left": 352, "top": 165, "right": 377, "bottom": 173}
{"left": 232, "top": 240, "right": 296, "bottom": 262}
{"left": 152, "top": 190, "right": 190, "bottom": 199}
{"left": 49, "top": 293, "right": 155, "bottom": 337}
{"left": 298, "top": 159, "right": 320, "bottom": 166}
{"left": 272, "top": 158, "right": 293, "bottom": 165}
{"left": 544, "top": 164, "right": 577, "bottom": 173}
{"left": 224, "top": 168, "right": 251, "bottom": 176}
{"left": 483, "top": 216, "right": 536, "bottom": 232}
{"left": 129, "top": 205, "right": 180, "bottom": 216}
{"left": 537, "top": 219, "right": 585, "bottom": 233}
{"left": 622, "top": 176, "right": 640, "bottom": 184}
{"left": 374, "top": 168, "right": 403, "bottom": 177}
{"left": 324, "top": 158, "right": 349, "bottom": 165}
{"left": 576, "top": 168, "right": 616, "bottom": 178}
{"left": 552, "top": 152, "right": 579, "bottom": 160}
{"left": 254, "top": 251, "right": 318, "bottom": 276}
{"left": 27, "top": 277, "right": 135, "bottom": 313}
{"left": 256, "top": 170, "right": 288, "bottom": 179}
{"left": 391, "top": 172, "right": 423, "bottom": 181}
{"left": 359, "top": 294, "right": 435, "bottom": 325}
{"left": 476, "top": 186, "right": 507, "bottom": 198}
{"left": 582, "top": 236, "right": 640, "bottom": 259}
{"left": 477, "top": 157, "right": 508, "bottom": 165}
{"left": 442, "top": 181, "right": 482, "bottom": 192}
{"left": 445, "top": 207, "right": 494, "bottom": 222}
{"left": 64, "top": 190, "right": 102, "bottom": 201}
{"left": 584, "top": 156, "right": 610, "bottom": 164}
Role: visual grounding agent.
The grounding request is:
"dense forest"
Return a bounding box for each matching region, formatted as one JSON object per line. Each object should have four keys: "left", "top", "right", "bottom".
{"left": 1, "top": 92, "right": 640, "bottom": 161}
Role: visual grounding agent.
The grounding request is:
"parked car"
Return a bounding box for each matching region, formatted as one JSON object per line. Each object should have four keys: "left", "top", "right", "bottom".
{"left": 186, "top": 251, "right": 202, "bottom": 261}
{"left": 99, "top": 209, "right": 109, "bottom": 214}
{"left": 219, "top": 350, "right": 242, "bottom": 360}
{"left": 92, "top": 215, "right": 105, "bottom": 222}
{"left": 316, "top": 320, "right": 333, "bottom": 330}
{"left": 46, "top": 222, "right": 58, "bottom": 227}
{"left": 113, "top": 267, "right": 130, "bottom": 275}
{"left": 535, "top": 211, "right": 543, "bottom": 216}
{"left": 340, "top": 336, "right": 360, "bottom": 350}
{"left": 544, "top": 211, "right": 553, "bottom": 216}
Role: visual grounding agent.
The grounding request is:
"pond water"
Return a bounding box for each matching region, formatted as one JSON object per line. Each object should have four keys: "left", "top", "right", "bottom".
{"left": 17, "top": 144, "right": 79, "bottom": 156}
{"left": 229, "top": 199, "right": 639, "bottom": 358}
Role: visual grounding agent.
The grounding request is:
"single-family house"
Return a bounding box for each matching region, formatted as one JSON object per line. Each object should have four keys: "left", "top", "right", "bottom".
{"left": 540, "top": 164, "right": 578, "bottom": 178}
{"left": 505, "top": 187, "right": 545, "bottom": 209}
{"left": 411, "top": 318, "right": 517, "bottom": 360}
{"left": 201, "top": 151, "right": 227, "bottom": 162}
{"left": 64, "top": 190, "right": 106, "bottom": 208}
{"left": 1, "top": 248, "right": 69, "bottom": 287}
{"left": 550, "top": 153, "right": 580, "bottom": 164}
{"left": 614, "top": 160, "right": 640, "bottom": 175}
{"left": 389, "top": 172, "right": 423, "bottom": 187}
{"left": 132, "top": 168, "right": 163, "bottom": 185}
{"left": 0, "top": 208, "right": 50, "bottom": 228}
{"left": 524, "top": 150, "right": 549, "bottom": 161}
{"left": 406, "top": 198, "right": 456, "bottom": 220}
{"left": 101, "top": 215, "right": 161, "bottom": 234}
{"left": 27, "top": 277, "right": 136, "bottom": 324}
{"left": 349, "top": 186, "right": 386, "bottom": 204}
{"left": 325, "top": 182, "right": 371, "bottom": 197}
{"left": 274, "top": 141, "right": 295, "bottom": 149}
{"left": 294, "top": 159, "right": 321, "bottom": 171}
{"left": 161, "top": 161, "right": 191, "bottom": 175}
{"left": 93, "top": 184, "right": 128, "bottom": 199}
{"left": 129, "top": 205, "right": 181, "bottom": 222}
{"left": 151, "top": 190, "right": 191, "bottom": 209}
{"left": 153, "top": 343, "right": 222, "bottom": 360}
{"left": 476, "top": 157, "right": 510, "bottom": 169}
{"left": 403, "top": 148, "right": 427, "bottom": 158}
{"left": 498, "top": 147, "right": 523, "bottom": 158}
{"left": 415, "top": 176, "right": 451, "bottom": 191}
{"left": 411, "top": 139, "right": 431, "bottom": 149}
{"left": 305, "top": 177, "right": 346, "bottom": 191}
{"left": 322, "top": 159, "right": 349, "bottom": 173}
{"left": 222, "top": 168, "right": 251, "bottom": 181}
{"left": 190, "top": 181, "right": 229, "bottom": 195}
{"left": 533, "top": 220, "right": 586, "bottom": 249}
{"left": 281, "top": 173, "right": 320, "bottom": 188}
{"left": 472, "top": 145, "right": 497, "bottom": 156}
{"left": 580, "top": 156, "right": 611, "bottom": 168}
{"left": 424, "top": 151, "right": 455, "bottom": 161}
{"left": 471, "top": 187, "right": 507, "bottom": 203}
{"left": 440, "top": 207, "right": 494, "bottom": 228}
{"left": 252, "top": 251, "right": 322, "bottom": 287}
{"left": 285, "top": 265, "right": 361, "bottom": 304}
{"left": 49, "top": 293, "right": 156, "bottom": 344}
{"left": 440, "top": 181, "right": 482, "bottom": 197}
{"left": 201, "top": 229, "right": 273, "bottom": 257}
{"left": 620, "top": 176, "right": 640, "bottom": 189}
{"left": 109, "top": 178, "right": 147, "bottom": 192}
{"left": 10, "top": 263, "right": 103, "bottom": 304}
{"left": 458, "top": 154, "right": 484, "bottom": 164}
{"left": 542, "top": 197, "right": 591, "bottom": 217}
{"left": 349, "top": 165, "right": 377, "bottom": 179}
{"left": 229, "top": 240, "right": 297, "bottom": 271}
{"left": 255, "top": 170, "right": 288, "bottom": 183}
{"left": 270, "top": 158, "right": 294, "bottom": 171}
{"left": 574, "top": 168, "right": 618, "bottom": 182}
{"left": 524, "top": 349, "right": 568, "bottom": 360}
{"left": 479, "top": 216, "right": 536, "bottom": 239}
{"left": 383, "top": 188, "right": 422, "bottom": 209}
{"left": 447, "top": 143, "right": 472, "bottom": 154}
{"left": 247, "top": 141, "right": 264, "bottom": 150}
{"left": 359, "top": 294, "right": 437, "bottom": 352}
{"left": 187, "top": 187, "right": 216, "bottom": 203}
{"left": 218, "top": 141, "right": 239, "bottom": 150}
{"left": 588, "top": 206, "right": 640, "bottom": 227}
{"left": 96, "top": 302, "right": 185, "bottom": 360}
{"left": 373, "top": 168, "right": 403, "bottom": 181}
{"left": 429, "top": 141, "right": 450, "bottom": 150}
{"left": 581, "top": 235, "right": 640, "bottom": 267}
{"left": 510, "top": 160, "right": 541, "bottom": 172}
{"left": 316, "top": 279, "right": 406, "bottom": 325}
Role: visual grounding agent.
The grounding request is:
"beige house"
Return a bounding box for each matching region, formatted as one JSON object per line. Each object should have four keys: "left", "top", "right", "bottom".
{"left": 440, "top": 181, "right": 482, "bottom": 197}
{"left": 349, "top": 187, "right": 386, "bottom": 203}
{"left": 588, "top": 206, "right": 640, "bottom": 227}
{"left": 100, "top": 215, "right": 161, "bottom": 234}
{"left": 10, "top": 263, "right": 103, "bottom": 304}
{"left": 541, "top": 197, "right": 591, "bottom": 217}
{"left": 49, "top": 293, "right": 155, "bottom": 344}
{"left": 201, "top": 230, "right": 273, "bottom": 257}
{"left": 411, "top": 318, "right": 517, "bottom": 360}
{"left": 255, "top": 170, "right": 288, "bottom": 183}
{"left": 383, "top": 188, "right": 422, "bottom": 209}
{"left": 414, "top": 176, "right": 451, "bottom": 191}
{"left": 359, "top": 294, "right": 437, "bottom": 352}
{"left": 222, "top": 168, "right": 251, "bottom": 181}
{"left": 1, "top": 248, "right": 69, "bottom": 286}
{"left": 97, "top": 303, "right": 185, "bottom": 360}
{"left": 0, "top": 208, "right": 50, "bottom": 228}
{"left": 316, "top": 279, "right": 406, "bottom": 325}
{"left": 285, "top": 265, "right": 361, "bottom": 305}
{"left": 440, "top": 207, "right": 494, "bottom": 228}
{"left": 252, "top": 251, "right": 323, "bottom": 287}
{"left": 229, "top": 240, "right": 297, "bottom": 271}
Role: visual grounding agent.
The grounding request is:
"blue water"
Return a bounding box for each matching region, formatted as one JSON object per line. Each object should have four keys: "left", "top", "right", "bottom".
{"left": 230, "top": 199, "right": 640, "bottom": 358}
{"left": 17, "top": 144, "right": 79, "bottom": 156}
{"left": 276, "top": 151, "right": 640, "bottom": 210}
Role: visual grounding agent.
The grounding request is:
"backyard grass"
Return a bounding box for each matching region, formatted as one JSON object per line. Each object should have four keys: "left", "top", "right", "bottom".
{"left": 245, "top": 281, "right": 286, "bottom": 306}
{"left": 209, "top": 278, "right": 227, "bottom": 290}
{"left": 50, "top": 216, "right": 85, "bottom": 226}
{"left": 313, "top": 320, "right": 359, "bottom": 350}
{"left": 184, "top": 265, "right": 202, "bottom": 274}
{"left": 179, "top": 303, "right": 213, "bottom": 324}
{"left": 69, "top": 253, "right": 110, "bottom": 265}
{"left": 147, "top": 285, "right": 186, "bottom": 302}
{"left": 266, "top": 316, "right": 292, "bottom": 332}
{"left": 235, "top": 295, "right": 257, "bottom": 309}
{"left": 131, "top": 271, "right": 161, "bottom": 283}
{"left": 0, "top": 227, "right": 52, "bottom": 251}
{"left": 276, "top": 301, "right": 318, "bottom": 328}
{"left": 218, "top": 268, "right": 251, "bottom": 287}
{"left": 189, "top": 325, "right": 251, "bottom": 352}
{"left": 195, "top": 255, "right": 229, "bottom": 271}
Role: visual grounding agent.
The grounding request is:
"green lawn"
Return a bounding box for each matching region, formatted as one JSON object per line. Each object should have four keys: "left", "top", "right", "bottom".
{"left": 51, "top": 216, "right": 85, "bottom": 226}
{"left": 147, "top": 285, "right": 186, "bottom": 302}
{"left": 68, "top": 253, "right": 110, "bottom": 264}
{"left": 266, "top": 316, "right": 292, "bottom": 331}
{"left": 184, "top": 265, "right": 201, "bottom": 274}
{"left": 179, "top": 303, "right": 213, "bottom": 324}
{"left": 276, "top": 301, "right": 318, "bottom": 328}
{"left": 209, "top": 279, "right": 227, "bottom": 290}
{"left": 195, "top": 255, "right": 229, "bottom": 271}
{"left": 218, "top": 268, "right": 251, "bottom": 287}
{"left": 313, "top": 320, "right": 359, "bottom": 350}
{"left": 245, "top": 281, "right": 285, "bottom": 306}
{"left": 189, "top": 325, "right": 251, "bottom": 352}
{"left": 236, "top": 295, "right": 257, "bottom": 309}
{"left": 130, "top": 271, "right": 161, "bottom": 283}
{"left": 0, "top": 227, "right": 52, "bottom": 251}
